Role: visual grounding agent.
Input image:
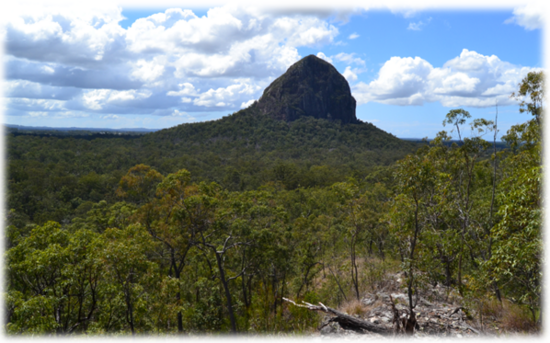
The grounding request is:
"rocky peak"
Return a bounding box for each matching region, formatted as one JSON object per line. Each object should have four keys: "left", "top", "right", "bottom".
{"left": 256, "top": 55, "right": 358, "bottom": 124}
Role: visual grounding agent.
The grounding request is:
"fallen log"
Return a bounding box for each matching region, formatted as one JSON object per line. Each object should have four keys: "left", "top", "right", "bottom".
{"left": 282, "top": 297, "right": 392, "bottom": 335}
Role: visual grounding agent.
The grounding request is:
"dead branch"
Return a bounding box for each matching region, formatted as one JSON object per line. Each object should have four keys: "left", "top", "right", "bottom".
{"left": 283, "top": 297, "right": 392, "bottom": 335}
{"left": 388, "top": 294, "right": 403, "bottom": 334}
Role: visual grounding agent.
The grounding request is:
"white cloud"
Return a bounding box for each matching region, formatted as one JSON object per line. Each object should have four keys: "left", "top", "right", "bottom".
{"left": 316, "top": 52, "right": 333, "bottom": 64}
{"left": 131, "top": 58, "right": 166, "bottom": 83}
{"left": 348, "top": 32, "right": 359, "bottom": 39}
{"left": 353, "top": 56, "right": 432, "bottom": 105}
{"left": 390, "top": 7, "right": 418, "bottom": 19}
{"left": 29, "top": 111, "right": 49, "bottom": 117}
{"left": 170, "top": 110, "right": 195, "bottom": 122}
{"left": 429, "top": 70, "right": 480, "bottom": 95}
{"left": 342, "top": 66, "right": 358, "bottom": 82}
{"left": 193, "top": 82, "right": 261, "bottom": 108}
{"left": 124, "top": 7, "right": 336, "bottom": 79}
{"left": 167, "top": 83, "right": 200, "bottom": 97}
{"left": 109, "top": 90, "right": 152, "bottom": 102}
{"left": 505, "top": 4, "right": 544, "bottom": 30}
{"left": 352, "top": 49, "right": 537, "bottom": 108}
{"left": 42, "top": 66, "right": 55, "bottom": 74}
{"left": 83, "top": 89, "right": 110, "bottom": 110}
{"left": 407, "top": 22, "right": 422, "bottom": 31}
{"left": 241, "top": 99, "right": 255, "bottom": 108}
{"left": 5, "top": 5, "right": 127, "bottom": 66}
{"left": 4, "top": 5, "right": 342, "bottom": 118}
{"left": 407, "top": 17, "right": 431, "bottom": 31}
{"left": 171, "top": 110, "right": 186, "bottom": 117}
{"left": 82, "top": 89, "right": 153, "bottom": 110}
{"left": 5, "top": 98, "right": 67, "bottom": 113}
{"left": 4, "top": 79, "right": 81, "bottom": 100}
{"left": 332, "top": 52, "right": 366, "bottom": 66}
{"left": 318, "top": 52, "right": 367, "bottom": 79}
{"left": 101, "top": 114, "right": 119, "bottom": 119}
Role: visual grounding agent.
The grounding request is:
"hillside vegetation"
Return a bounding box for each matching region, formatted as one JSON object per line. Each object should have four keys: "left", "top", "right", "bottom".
{"left": 7, "top": 105, "right": 416, "bottom": 225}
{"left": 5, "top": 72, "right": 542, "bottom": 336}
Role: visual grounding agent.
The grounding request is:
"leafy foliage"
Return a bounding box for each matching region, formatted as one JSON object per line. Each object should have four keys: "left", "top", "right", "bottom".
{"left": 5, "top": 73, "right": 542, "bottom": 334}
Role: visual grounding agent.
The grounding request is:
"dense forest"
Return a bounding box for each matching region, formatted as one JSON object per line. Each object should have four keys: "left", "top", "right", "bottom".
{"left": 6, "top": 107, "right": 418, "bottom": 226}
{"left": 4, "top": 72, "right": 542, "bottom": 335}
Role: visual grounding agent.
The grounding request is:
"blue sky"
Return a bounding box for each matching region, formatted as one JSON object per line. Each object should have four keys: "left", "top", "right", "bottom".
{"left": 2, "top": 3, "right": 544, "bottom": 139}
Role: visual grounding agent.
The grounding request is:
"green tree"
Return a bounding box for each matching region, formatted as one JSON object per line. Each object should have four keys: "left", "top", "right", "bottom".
{"left": 99, "top": 224, "right": 160, "bottom": 335}
{"left": 511, "top": 71, "right": 544, "bottom": 124}
{"left": 482, "top": 71, "right": 543, "bottom": 323}
{"left": 116, "top": 164, "right": 163, "bottom": 204}
{"left": 6, "top": 222, "right": 103, "bottom": 334}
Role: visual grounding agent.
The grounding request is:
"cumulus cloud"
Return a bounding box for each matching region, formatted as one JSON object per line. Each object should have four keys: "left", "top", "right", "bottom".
{"left": 342, "top": 67, "right": 358, "bottom": 82}
{"left": 348, "top": 32, "right": 359, "bottom": 39}
{"left": 81, "top": 89, "right": 153, "bottom": 110}
{"left": 241, "top": 100, "right": 256, "bottom": 109}
{"left": 193, "top": 82, "right": 261, "bottom": 108}
{"left": 5, "top": 5, "right": 128, "bottom": 67}
{"left": 316, "top": 52, "right": 333, "bottom": 63}
{"left": 4, "top": 80, "right": 81, "bottom": 100}
{"left": 315, "top": 52, "right": 367, "bottom": 80}
{"left": 6, "top": 57, "right": 142, "bottom": 90}
{"left": 3, "top": 5, "right": 341, "bottom": 119}
{"left": 505, "top": 4, "right": 544, "bottom": 30}
{"left": 167, "top": 83, "right": 200, "bottom": 97}
{"left": 352, "top": 49, "right": 537, "bottom": 108}
{"left": 355, "top": 56, "right": 432, "bottom": 105}
{"left": 130, "top": 58, "right": 166, "bottom": 83}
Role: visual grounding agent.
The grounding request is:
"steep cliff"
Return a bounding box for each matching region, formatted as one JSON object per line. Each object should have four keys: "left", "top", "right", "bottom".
{"left": 256, "top": 55, "right": 358, "bottom": 124}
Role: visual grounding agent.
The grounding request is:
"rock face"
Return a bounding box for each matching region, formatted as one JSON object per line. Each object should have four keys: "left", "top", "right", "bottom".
{"left": 256, "top": 55, "right": 358, "bottom": 124}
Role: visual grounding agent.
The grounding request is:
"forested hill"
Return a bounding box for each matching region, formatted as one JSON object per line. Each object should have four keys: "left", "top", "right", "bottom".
{"left": 143, "top": 104, "right": 417, "bottom": 177}
{"left": 7, "top": 104, "right": 418, "bottom": 226}
{"left": 5, "top": 72, "right": 542, "bottom": 336}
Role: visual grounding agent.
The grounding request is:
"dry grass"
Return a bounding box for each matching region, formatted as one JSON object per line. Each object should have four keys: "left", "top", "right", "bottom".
{"left": 477, "top": 298, "right": 538, "bottom": 334}
{"left": 340, "top": 298, "right": 369, "bottom": 317}
{"left": 500, "top": 303, "right": 538, "bottom": 333}
{"left": 479, "top": 298, "right": 502, "bottom": 318}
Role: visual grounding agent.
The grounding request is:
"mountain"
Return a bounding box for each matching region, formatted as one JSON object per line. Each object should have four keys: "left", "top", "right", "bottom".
{"left": 256, "top": 55, "right": 358, "bottom": 124}
{"left": 7, "top": 56, "right": 419, "bottom": 224}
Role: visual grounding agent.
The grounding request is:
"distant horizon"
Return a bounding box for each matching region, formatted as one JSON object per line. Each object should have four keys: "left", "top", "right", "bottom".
{"left": 4, "top": 122, "right": 510, "bottom": 142}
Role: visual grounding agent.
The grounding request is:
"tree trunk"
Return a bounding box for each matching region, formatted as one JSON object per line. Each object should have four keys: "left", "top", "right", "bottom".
{"left": 214, "top": 253, "right": 237, "bottom": 333}
{"left": 125, "top": 282, "right": 135, "bottom": 335}
{"left": 174, "top": 264, "right": 184, "bottom": 332}
{"left": 241, "top": 273, "right": 249, "bottom": 309}
{"left": 351, "top": 237, "right": 360, "bottom": 300}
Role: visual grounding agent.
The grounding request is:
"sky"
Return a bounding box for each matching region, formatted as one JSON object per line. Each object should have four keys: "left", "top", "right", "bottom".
{"left": 1, "top": 1, "right": 546, "bottom": 139}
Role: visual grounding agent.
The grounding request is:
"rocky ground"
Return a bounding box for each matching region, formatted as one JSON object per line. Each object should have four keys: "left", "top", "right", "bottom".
{"left": 315, "top": 272, "right": 491, "bottom": 339}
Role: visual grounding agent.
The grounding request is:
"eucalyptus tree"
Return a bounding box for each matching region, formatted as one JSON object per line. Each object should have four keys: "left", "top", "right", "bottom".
{"left": 144, "top": 169, "right": 202, "bottom": 332}
{"left": 6, "top": 222, "right": 103, "bottom": 334}
{"left": 331, "top": 180, "right": 387, "bottom": 300}
{"left": 482, "top": 71, "right": 543, "bottom": 323}
{"left": 99, "top": 224, "right": 161, "bottom": 335}
{"left": 442, "top": 110, "right": 493, "bottom": 293}
{"left": 386, "top": 147, "right": 439, "bottom": 331}
{"left": 196, "top": 184, "right": 252, "bottom": 333}
{"left": 511, "top": 70, "right": 544, "bottom": 125}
